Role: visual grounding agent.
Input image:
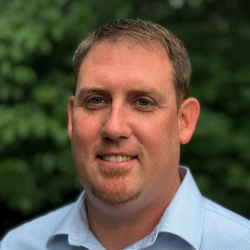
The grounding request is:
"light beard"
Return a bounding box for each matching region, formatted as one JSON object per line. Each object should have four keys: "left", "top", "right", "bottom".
{"left": 91, "top": 167, "right": 142, "bottom": 204}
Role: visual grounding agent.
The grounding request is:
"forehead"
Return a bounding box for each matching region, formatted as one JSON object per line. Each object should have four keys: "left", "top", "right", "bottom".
{"left": 77, "top": 41, "right": 175, "bottom": 97}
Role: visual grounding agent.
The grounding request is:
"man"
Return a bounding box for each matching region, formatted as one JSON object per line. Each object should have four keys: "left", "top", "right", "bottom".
{"left": 1, "top": 19, "right": 250, "bottom": 250}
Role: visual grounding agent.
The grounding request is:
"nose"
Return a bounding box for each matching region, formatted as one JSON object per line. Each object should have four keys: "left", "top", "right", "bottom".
{"left": 101, "top": 104, "right": 132, "bottom": 140}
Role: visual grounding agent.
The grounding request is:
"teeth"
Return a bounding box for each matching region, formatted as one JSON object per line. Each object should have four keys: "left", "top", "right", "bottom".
{"left": 110, "top": 156, "right": 115, "bottom": 161}
{"left": 102, "top": 155, "right": 133, "bottom": 162}
{"left": 116, "top": 156, "right": 122, "bottom": 162}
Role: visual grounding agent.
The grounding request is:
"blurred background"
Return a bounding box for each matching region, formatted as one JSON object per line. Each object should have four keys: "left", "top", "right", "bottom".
{"left": 1, "top": 0, "right": 250, "bottom": 238}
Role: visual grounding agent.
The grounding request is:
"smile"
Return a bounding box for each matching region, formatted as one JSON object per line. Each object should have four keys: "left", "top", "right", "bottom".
{"left": 100, "top": 156, "right": 135, "bottom": 162}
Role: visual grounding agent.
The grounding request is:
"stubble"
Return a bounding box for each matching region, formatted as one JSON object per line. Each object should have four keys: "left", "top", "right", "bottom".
{"left": 91, "top": 167, "right": 142, "bottom": 204}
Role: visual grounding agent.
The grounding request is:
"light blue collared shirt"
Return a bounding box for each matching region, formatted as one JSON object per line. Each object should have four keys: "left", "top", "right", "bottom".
{"left": 1, "top": 167, "right": 250, "bottom": 250}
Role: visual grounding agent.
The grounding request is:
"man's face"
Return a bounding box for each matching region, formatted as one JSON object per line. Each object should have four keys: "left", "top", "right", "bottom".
{"left": 68, "top": 42, "right": 182, "bottom": 206}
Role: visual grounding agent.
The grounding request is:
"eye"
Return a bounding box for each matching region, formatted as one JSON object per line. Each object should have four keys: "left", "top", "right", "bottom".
{"left": 138, "top": 99, "right": 150, "bottom": 106}
{"left": 90, "top": 97, "right": 103, "bottom": 104}
{"left": 132, "top": 97, "right": 156, "bottom": 112}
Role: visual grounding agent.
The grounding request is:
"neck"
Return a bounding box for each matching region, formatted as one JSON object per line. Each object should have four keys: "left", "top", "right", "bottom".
{"left": 86, "top": 174, "right": 181, "bottom": 250}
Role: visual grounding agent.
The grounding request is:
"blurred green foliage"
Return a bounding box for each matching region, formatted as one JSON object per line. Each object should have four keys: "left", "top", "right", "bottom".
{"left": 1, "top": 0, "right": 250, "bottom": 236}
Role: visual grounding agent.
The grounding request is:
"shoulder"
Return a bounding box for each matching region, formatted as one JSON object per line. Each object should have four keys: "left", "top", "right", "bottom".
{"left": 201, "top": 197, "right": 250, "bottom": 250}
{"left": 204, "top": 198, "right": 250, "bottom": 229}
{"left": 0, "top": 203, "right": 73, "bottom": 250}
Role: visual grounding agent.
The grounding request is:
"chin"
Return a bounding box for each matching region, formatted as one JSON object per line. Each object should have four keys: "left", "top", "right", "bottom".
{"left": 91, "top": 187, "right": 142, "bottom": 204}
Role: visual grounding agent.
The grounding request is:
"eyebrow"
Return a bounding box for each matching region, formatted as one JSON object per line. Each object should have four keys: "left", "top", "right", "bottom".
{"left": 127, "top": 88, "right": 155, "bottom": 95}
{"left": 76, "top": 86, "right": 161, "bottom": 101}
{"left": 76, "top": 86, "right": 108, "bottom": 100}
{"left": 78, "top": 85, "right": 157, "bottom": 94}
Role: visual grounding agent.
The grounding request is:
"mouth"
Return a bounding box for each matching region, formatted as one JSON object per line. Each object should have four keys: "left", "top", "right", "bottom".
{"left": 98, "top": 155, "right": 137, "bottom": 162}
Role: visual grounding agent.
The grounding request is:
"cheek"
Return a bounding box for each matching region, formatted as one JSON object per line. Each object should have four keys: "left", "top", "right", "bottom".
{"left": 71, "top": 116, "right": 100, "bottom": 185}
{"left": 137, "top": 115, "right": 179, "bottom": 150}
{"left": 71, "top": 114, "right": 102, "bottom": 178}
{"left": 160, "top": 116, "right": 180, "bottom": 160}
{"left": 135, "top": 114, "right": 180, "bottom": 172}
{"left": 72, "top": 113, "right": 102, "bottom": 146}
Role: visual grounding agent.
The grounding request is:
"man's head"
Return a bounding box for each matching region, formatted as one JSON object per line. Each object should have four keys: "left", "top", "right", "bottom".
{"left": 68, "top": 19, "right": 199, "bottom": 209}
{"left": 73, "top": 19, "right": 191, "bottom": 109}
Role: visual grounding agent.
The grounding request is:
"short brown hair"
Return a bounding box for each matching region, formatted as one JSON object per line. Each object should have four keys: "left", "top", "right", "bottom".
{"left": 73, "top": 19, "right": 191, "bottom": 108}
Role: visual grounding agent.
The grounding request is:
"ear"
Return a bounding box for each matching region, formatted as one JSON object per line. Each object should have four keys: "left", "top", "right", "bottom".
{"left": 67, "top": 96, "right": 75, "bottom": 140}
{"left": 178, "top": 98, "right": 200, "bottom": 144}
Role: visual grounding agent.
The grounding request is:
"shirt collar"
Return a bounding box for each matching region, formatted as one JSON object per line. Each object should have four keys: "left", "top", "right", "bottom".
{"left": 47, "top": 167, "right": 205, "bottom": 250}
{"left": 46, "top": 192, "right": 105, "bottom": 249}
{"left": 157, "top": 167, "right": 205, "bottom": 250}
